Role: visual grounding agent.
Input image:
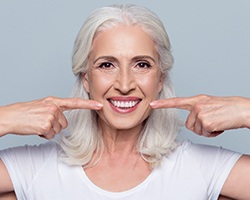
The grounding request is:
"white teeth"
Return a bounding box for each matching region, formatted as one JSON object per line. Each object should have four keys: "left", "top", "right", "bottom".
{"left": 110, "top": 100, "right": 139, "bottom": 108}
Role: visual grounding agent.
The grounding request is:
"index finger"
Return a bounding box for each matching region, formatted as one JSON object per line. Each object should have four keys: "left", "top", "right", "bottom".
{"left": 48, "top": 97, "right": 103, "bottom": 111}
{"left": 150, "top": 97, "right": 197, "bottom": 111}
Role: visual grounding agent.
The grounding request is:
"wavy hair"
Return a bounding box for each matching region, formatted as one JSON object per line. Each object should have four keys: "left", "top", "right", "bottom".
{"left": 59, "top": 4, "right": 179, "bottom": 168}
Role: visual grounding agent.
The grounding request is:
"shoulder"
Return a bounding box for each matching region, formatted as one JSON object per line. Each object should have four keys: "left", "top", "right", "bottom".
{"left": 159, "top": 141, "right": 242, "bottom": 198}
{"left": 0, "top": 141, "right": 60, "bottom": 168}
{"left": 0, "top": 141, "right": 58, "bottom": 155}
{"left": 171, "top": 140, "right": 241, "bottom": 159}
{"left": 163, "top": 140, "right": 242, "bottom": 176}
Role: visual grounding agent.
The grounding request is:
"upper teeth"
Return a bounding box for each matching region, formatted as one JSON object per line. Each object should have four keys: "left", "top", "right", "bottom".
{"left": 110, "top": 100, "right": 139, "bottom": 108}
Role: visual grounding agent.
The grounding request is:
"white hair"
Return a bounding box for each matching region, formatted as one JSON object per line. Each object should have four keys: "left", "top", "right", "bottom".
{"left": 59, "top": 4, "right": 180, "bottom": 168}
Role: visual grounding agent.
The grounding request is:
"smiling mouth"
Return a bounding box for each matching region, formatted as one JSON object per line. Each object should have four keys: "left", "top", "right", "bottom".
{"left": 109, "top": 99, "right": 141, "bottom": 109}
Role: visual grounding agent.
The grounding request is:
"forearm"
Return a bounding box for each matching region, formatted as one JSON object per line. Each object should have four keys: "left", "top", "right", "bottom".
{"left": 0, "top": 97, "right": 100, "bottom": 139}
{"left": 239, "top": 97, "right": 250, "bottom": 129}
{"left": 0, "top": 192, "right": 16, "bottom": 200}
{"left": 151, "top": 95, "right": 250, "bottom": 136}
{"left": 0, "top": 106, "right": 14, "bottom": 137}
{"left": 218, "top": 195, "right": 234, "bottom": 200}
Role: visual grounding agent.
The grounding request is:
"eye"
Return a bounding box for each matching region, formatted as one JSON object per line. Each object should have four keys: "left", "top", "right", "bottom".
{"left": 98, "top": 62, "right": 114, "bottom": 69}
{"left": 135, "top": 61, "right": 152, "bottom": 69}
{"left": 136, "top": 62, "right": 151, "bottom": 68}
{"left": 95, "top": 61, "right": 117, "bottom": 74}
{"left": 132, "top": 60, "right": 155, "bottom": 74}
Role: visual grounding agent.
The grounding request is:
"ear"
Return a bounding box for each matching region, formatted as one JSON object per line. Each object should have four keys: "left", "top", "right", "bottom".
{"left": 157, "top": 73, "right": 165, "bottom": 93}
{"left": 82, "top": 73, "right": 90, "bottom": 93}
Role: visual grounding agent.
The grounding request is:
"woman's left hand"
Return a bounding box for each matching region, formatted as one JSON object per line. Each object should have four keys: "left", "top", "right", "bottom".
{"left": 150, "top": 95, "right": 250, "bottom": 137}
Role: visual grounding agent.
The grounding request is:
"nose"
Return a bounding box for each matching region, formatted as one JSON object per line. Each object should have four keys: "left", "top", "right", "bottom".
{"left": 113, "top": 67, "right": 136, "bottom": 94}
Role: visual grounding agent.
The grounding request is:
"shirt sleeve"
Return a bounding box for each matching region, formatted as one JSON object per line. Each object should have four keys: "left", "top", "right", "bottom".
{"left": 184, "top": 141, "right": 242, "bottom": 200}
{"left": 0, "top": 141, "right": 57, "bottom": 199}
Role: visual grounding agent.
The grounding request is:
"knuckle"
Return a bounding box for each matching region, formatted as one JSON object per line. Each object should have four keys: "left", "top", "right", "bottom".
{"left": 46, "top": 134, "right": 55, "bottom": 140}
{"left": 54, "top": 125, "right": 62, "bottom": 134}
{"left": 47, "top": 114, "right": 56, "bottom": 122}
{"left": 48, "top": 105, "right": 58, "bottom": 113}
{"left": 41, "top": 97, "right": 60, "bottom": 112}
{"left": 202, "top": 121, "right": 214, "bottom": 132}
{"left": 43, "top": 96, "right": 56, "bottom": 102}
{"left": 41, "top": 122, "right": 52, "bottom": 133}
{"left": 61, "top": 120, "right": 68, "bottom": 129}
{"left": 185, "top": 121, "right": 192, "bottom": 130}
{"left": 196, "top": 94, "right": 211, "bottom": 106}
{"left": 193, "top": 103, "right": 203, "bottom": 113}
{"left": 197, "top": 94, "right": 210, "bottom": 100}
{"left": 198, "top": 113, "right": 209, "bottom": 129}
{"left": 42, "top": 129, "right": 56, "bottom": 140}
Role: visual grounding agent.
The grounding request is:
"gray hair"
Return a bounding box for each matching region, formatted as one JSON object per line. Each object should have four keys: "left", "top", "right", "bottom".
{"left": 59, "top": 4, "right": 179, "bottom": 168}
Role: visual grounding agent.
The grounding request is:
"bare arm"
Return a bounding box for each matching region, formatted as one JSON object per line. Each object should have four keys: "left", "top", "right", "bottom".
{"left": 0, "top": 159, "right": 13, "bottom": 195}
{"left": 150, "top": 95, "right": 250, "bottom": 136}
{"left": 0, "top": 96, "right": 102, "bottom": 139}
{"left": 0, "top": 192, "right": 16, "bottom": 200}
{"left": 220, "top": 155, "right": 250, "bottom": 199}
{"left": 151, "top": 95, "right": 250, "bottom": 199}
{"left": 0, "top": 96, "right": 103, "bottom": 194}
{"left": 218, "top": 195, "right": 234, "bottom": 200}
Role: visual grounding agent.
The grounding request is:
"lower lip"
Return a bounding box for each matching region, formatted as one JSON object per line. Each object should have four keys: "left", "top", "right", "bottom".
{"left": 108, "top": 101, "right": 140, "bottom": 114}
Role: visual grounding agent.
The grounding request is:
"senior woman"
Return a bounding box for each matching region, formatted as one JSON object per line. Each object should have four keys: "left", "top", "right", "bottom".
{"left": 0, "top": 4, "right": 250, "bottom": 200}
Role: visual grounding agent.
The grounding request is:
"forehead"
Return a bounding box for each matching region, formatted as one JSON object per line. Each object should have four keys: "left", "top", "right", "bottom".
{"left": 89, "top": 25, "right": 158, "bottom": 59}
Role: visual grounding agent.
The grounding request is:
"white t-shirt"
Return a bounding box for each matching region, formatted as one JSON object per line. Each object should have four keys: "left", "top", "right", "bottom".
{"left": 0, "top": 141, "right": 241, "bottom": 200}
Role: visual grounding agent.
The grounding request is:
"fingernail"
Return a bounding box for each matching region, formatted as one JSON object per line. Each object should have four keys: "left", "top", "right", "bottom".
{"left": 95, "top": 103, "right": 103, "bottom": 109}
{"left": 150, "top": 101, "right": 157, "bottom": 108}
{"left": 203, "top": 131, "right": 211, "bottom": 137}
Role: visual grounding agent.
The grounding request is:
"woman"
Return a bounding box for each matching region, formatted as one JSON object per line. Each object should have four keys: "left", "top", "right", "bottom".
{"left": 0, "top": 4, "right": 250, "bottom": 200}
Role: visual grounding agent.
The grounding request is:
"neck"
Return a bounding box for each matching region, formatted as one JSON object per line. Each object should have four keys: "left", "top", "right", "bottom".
{"left": 99, "top": 122, "right": 143, "bottom": 155}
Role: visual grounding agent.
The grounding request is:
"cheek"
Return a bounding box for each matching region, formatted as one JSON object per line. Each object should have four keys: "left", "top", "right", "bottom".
{"left": 88, "top": 75, "right": 113, "bottom": 99}
{"left": 138, "top": 74, "right": 162, "bottom": 96}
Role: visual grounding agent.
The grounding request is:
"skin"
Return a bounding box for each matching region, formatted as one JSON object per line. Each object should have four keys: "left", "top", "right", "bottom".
{"left": 151, "top": 95, "right": 250, "bottom": 199}
{"left": 0, "top": 97, "right": 102, "bottom": 139}
{"left": 84, "top": 25, "right": 163, "bottom": 133}
{"left": 0, "top": 24, "right": 164, "bottom": 194}
{"left": 83, "top": 25, "right": 163, "bottom": 191}
{"left": 0, "top": 192, "right": 16, "bottom": 200}
{"left": 0, "top": 25, "right": 250, "bottom": 198}
{"left": 150, "top": 95, "right": 250, "bottom": 137}
{"left": 0, "top": 96, "right": 102, "bottom": 195}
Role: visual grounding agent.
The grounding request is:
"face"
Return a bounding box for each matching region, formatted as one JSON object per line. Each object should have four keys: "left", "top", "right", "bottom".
{"left": 83, "top": 25, "right": 164, "bottom": 131}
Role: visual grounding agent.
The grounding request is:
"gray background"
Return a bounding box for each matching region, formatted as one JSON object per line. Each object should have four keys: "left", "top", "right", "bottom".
{"left": 0, "top": 0, "right": 249, "bottom": 153}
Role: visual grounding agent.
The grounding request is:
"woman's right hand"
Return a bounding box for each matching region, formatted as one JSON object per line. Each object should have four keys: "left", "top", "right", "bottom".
{"left": 0, "top": 97, "right": 102, "bottom": 139}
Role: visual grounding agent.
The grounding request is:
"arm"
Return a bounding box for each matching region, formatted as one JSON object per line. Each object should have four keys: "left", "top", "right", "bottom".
{"left": 150, "top": 95, "right": 250, "bottom": 137}
{"left": 0, "top": 96, "right": 103, "bottom": 194}
{"left": 150, "top": 95, "right": 250, "bottom": 198}
{"left": 0, "top": 96, "right": 102, "bottom": 139}
{"left": 0, "top": 159, "right": 13, "bottom": 195}
{"left": 220, "top": 155, "right": 250, "bottom": 199}
{"left": 218, "top": 195, "right": 234, "bottom": 200}
{"left": 0, "top": 192, "right": 16, "bottom": 200}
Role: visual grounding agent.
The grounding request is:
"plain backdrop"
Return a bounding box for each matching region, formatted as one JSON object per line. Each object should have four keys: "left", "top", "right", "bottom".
{"left": 0, "top": 0, "right": 249, "bottom": 153}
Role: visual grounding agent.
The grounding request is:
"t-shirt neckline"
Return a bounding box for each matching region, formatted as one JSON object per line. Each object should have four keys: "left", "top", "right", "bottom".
{"left": 77, "top": 164, "right": 159, "bottom": 197}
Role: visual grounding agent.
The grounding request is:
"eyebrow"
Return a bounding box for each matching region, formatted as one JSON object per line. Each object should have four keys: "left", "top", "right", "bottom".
{"left": 93, "top": 56, "right": 118, "bottom": 64}
{"left": 93, "top": 55, "right": 156, "bottom": 65}
{"left": 131, "top": 55, "right": 156, "bottom": 63}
